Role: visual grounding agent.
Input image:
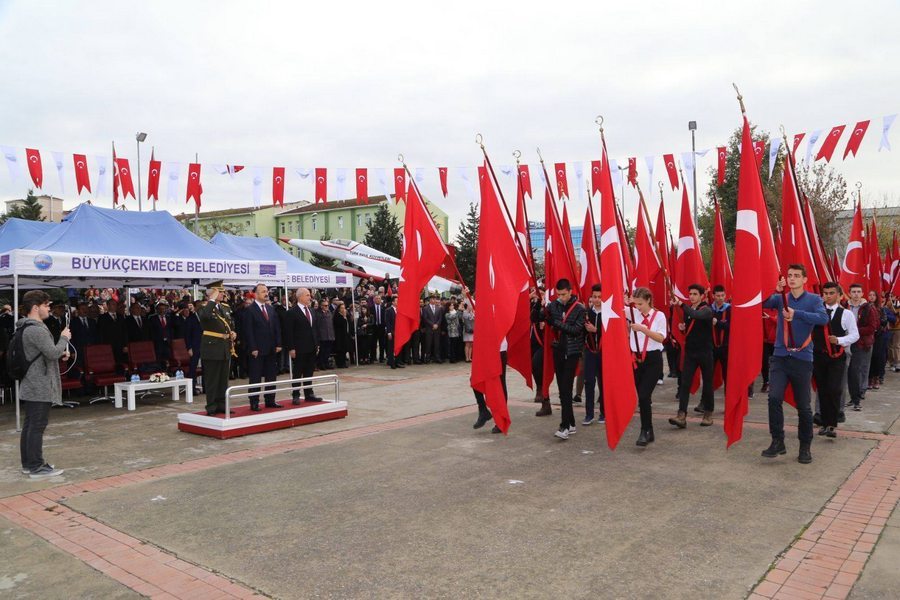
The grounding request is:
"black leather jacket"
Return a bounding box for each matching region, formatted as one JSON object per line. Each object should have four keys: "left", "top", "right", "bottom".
{"left": 532, "top": 297, "right": 586, "bottom": 357}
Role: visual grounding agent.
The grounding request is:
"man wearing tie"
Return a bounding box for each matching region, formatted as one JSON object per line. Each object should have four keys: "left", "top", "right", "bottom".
{"left": 125, "top": 302, "right": 149, "bottom": 343}
{"left": 43, "top": 302, "right": 67, "bottom": 344}
{"left": 148, "top": 300, "right": 174, "bottom": 363}
{"left": 370, "top": 295, "right": 385, "bottom": 363}
{"left": 284, "top": 288, "right": 321, "bottom": 404}
{"left": 244, "top": 283, "right": 283, "bottom": 411}
{"left": 420, "top": 294, "right": 444, "bottom": 364}
{"left": 70, "top": 302, "right": 97, "bottom": 366}
{"left": 97, "top": 299, "right": 129, "bottom": 365}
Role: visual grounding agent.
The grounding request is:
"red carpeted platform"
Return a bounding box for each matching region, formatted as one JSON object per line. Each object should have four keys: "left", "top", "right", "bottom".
{"left": 177, "top": 398, "right": 348, "bottom": 439}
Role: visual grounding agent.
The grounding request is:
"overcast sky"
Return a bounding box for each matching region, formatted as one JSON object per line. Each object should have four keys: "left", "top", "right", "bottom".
{"left": 1, "top": 0, "right": 898, "bottom": 239}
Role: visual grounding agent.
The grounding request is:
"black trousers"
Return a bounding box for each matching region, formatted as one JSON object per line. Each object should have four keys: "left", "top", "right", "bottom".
{"left": 423, "top": 327, "right": 441, "bottom": 362}
{"left": 317, "top": 340, "right": 333, "bottom": 369}
{"left": 678, "top": 349, "right": 714, "bottom": 413}
{"left": 554, "top": 350, "right": 579, "bottom": 429}
{"left": 248, "top": 352, "right": 277, "bottom": 407}
{"left": 813, "top": 353, "right": 846, "bottom": 428}
{"left": 474, "top": 352, "right": 508, "bottom": 416}
{"left": 532, "top": 347, "right": 544, "bottom": 395}
{"left": 665, "top": 342, "right": 681, "bottom": 377}
{"left": 634, "top": 350, "right": 663, "bottom": 431}
{"left": 449, "top": 336, "right": 463, "bottom": 363}
{"left": 761, "top": 343, "right": 774, "bottom": 383}
{"left": 386, "top": 334, "right": 395, "bottom": 367}
{"left": 291, "top": 350, "right": 318, "bottom": 400}
{"left": 372, "top": 325, "right": 385, "bottom": 362}
{"left": 20, "top": 400, "right": 51, "bottom": 471}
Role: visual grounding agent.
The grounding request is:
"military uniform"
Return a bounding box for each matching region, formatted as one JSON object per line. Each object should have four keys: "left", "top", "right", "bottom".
{"left": 198, "top": 284, "right": 235, "bottom": 415}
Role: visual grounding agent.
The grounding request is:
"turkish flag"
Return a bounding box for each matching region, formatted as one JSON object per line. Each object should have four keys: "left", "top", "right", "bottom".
{"left": 711, "top": 199, "right": 734, "bottom": 294}
{"left": 815, "top": 125, "right": 846, "bottom": 163}
{"left": 792, "top": 133, "right": 806, "bottom": 156}
{"left": 147, "top": 150, "right": 161, "bottom": 202}
{"left": 752, "top": 140, "right": 766, "bottom": 168}
{"left": 890, "top": 232, "right": 900, "bottom": 290}
{"left": 272, "top": 167, "right": 286, "bottom": 206}
{"left": 615, "top": 202, "right": 636, "bottom": 289}
{"left": 663, "top": 154, "right": 679, "bottom": 190}
{"left": 112, "top": 146, "right": 120, "bottom": 205}
{"left": 597, "top": 140, "right": 639, "bottom": 450}
{"left": 832, "top": 249, "right": 841, "bottom": 283}
{"left": 781, "top": 153, "right": 820, "bottom": 290}
{"left": 315, "top": 168, "right": 327, "bottom": 203}
{"left": 724, "top": 116, "right": 780, "bottom": 447}
{"left": 839, "top": 202, "right": 866, "bottom": 293}
{"left": 716, "top": 147, "right": 727, "bottom": 186}
{"left": 25, "top": 148, "right": 42, "bottom": 189}
{"left": 867, "top": 215, "right": 883, "bottom": 297}
{"left": 73, "top": 154, "right": 91, "bottom": 195}
{"left": 355, "top": 168, "right": 368, "bottom": 204}
{"left": 673, "top": 180, "right": 708, "bottom": 300}
{"left": 226, "top": 165, "right": 244, "bottom": 177}
{"left": 517, "top": 164, "right": 532, "bottom": 198}
{"left": 633, "top": 196, "right": 662, "bottom": 292}
{"left": 652, "top": 200, "right": 671, "bottom": 310}
{"left": 186, "top": 163, "right": 203, "bottom": 208}
{"left": 438, "top": 167, "right": 448, "bottom": 197}
{"left": 470, "top": 168, "right": 533, "bottom": 433}
{"left": 578, "top": 198, "right": 602, "bottom": 302}
{"left": 393, "top": 168, "right": 406, "bottom": 203}
{"left": 561, "top": 200, "right": 577, "bottom": 274}
{"left": 627, "top": 157, "right": 638, "bottom": 187}
{"left": 115, "top": 158, "right": 136, "bottom": 200}
{"left": 803, "top": 196, "right": 834, "bottom": 283}
{"left": 395, "top": 181, "right": 450, "bottom": 353}
{"left": 514, "top": 170, "right": 534, "bottom": 277}
{"left": 843, "top": 120, "right": 871, "bottom": 160}
{"left": 590, "top": 160, "right": 602, "bottom": 196}
{"left": 554, "top": 162, "right": 569, "bottom": 200}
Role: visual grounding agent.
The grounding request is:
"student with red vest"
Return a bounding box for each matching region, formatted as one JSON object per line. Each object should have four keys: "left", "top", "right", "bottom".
{"left": 581, "top": 284, "right": 604, "bottom": 426}
{"left": 627, "top": 287, "right": 667, "bottom": 446}
{"left": 812, "top": 282, "right": 859, "bottom": 438}
{"left": 710, "top": 284, "right": 731, "bottom": 391}
{"left": 672, "top": 283, "right": 715, "bottom": 428}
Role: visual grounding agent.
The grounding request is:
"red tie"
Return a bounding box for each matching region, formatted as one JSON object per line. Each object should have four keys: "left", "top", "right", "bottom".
{"left": 161, "top": 316, "right": 166, "bottom": 329}
{"left": 262, "top": 305, "right": 269, "bottom": 321}
{"left": 304, "top": 306, "right": 312, "bottom": 324}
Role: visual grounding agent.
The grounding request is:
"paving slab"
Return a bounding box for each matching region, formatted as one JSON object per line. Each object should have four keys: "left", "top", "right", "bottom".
{"left": 66, "top": 404, "right": 875, "bottom": 600}
{"left": 849, "top": 505, "right": 900, "bottom": 599}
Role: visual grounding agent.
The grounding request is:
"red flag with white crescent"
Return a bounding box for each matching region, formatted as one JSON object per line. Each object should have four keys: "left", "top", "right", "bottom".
{"left": 115, "top": 157, "right": 136, "bottom": 200}
{"left": 112, "top": 146, "right": 120, "bottom": 205}
{"left": 633, "top": 196, "right": 662, "bottom": 291}
{"left": 627, "top": 157, "right": 638, "bottom": 188}
{"left": 517, "top": 164, "right": 532, "bottom": 198}
{"left": 652, "top": 200, "right": 671, "bottom": 310}
{"left": 816, "top": 125, "right": 846, "bottom": 162}
{"left": 578, "top": 198, "right": 602, "bottom": 302}
{"left": 356, "top": 168, "right": 368, "bottom": 204}
{"left": 673, "top": 180, "right": 708, "bottom": 300}
{"left": 716, "top": 147, "right": 727, "bottom": 186}
{"left": 590, "top": 160, "right": 602, "bottom": 196}
{"left": 792, "top": 133, "right": 805, "bottom": 156}
{"left": 867, "top": 214, "right": 883, "bottom": 297}
{"left": 315, "top": 168, "right": 327, "bottom": 203}
{"left": 554, "top": 162, "right": 569, "bottom": 200}
{"left": 839, "top": 202, "right": 866, "bottom": 293}
{"left": 147, "top": 150, "right": 161, "bottom": 202}
{"left": 393, "top": 168, "right": 406, "bottom": 203}
{"left": 25, "top": 148, "right": 42, "bottom": 189}
{"left": 73, "top": 154, "right": 91, "bottom": 195}
{"left": 843, "top": 120, "right": 871, "bottom": 160}
{"left": 272, "top": 167, "right": 285, "bottom": 206}
{"left": 711, "top": 199, "right": 734, "bottom": 293}
{"left": 438, "top": 167, "right": 448, "bottom": 197}
{"left": 781, "top": 151, "right": 819, "bottom": 290}
{"left": 186, "top": 163, "right": 203, "bottom": 208}
{"left": 752, "top": 140, "right": 766, "bottom": 167}
{"left": 663, "top": 154, "right": 679, "bottom": 190}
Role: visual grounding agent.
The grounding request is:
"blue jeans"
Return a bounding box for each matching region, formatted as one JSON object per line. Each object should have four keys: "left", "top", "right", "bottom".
{"left": 768, "top": 355, "right": 814, "bottom": 443}
{"left": 582, "top": 349, "right": 603, "bottom": 420}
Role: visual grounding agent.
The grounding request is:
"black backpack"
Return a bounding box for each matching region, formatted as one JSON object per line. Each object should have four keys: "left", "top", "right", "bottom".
{"left": 7, "top": 322, "right": 40, "bottom": 381}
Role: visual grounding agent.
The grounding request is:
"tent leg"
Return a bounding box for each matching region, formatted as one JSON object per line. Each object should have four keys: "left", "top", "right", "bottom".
{"left": 14, "top": 274, "right": 20, "bottom": 432}
{"left": 352, "top": 286, "right": 359, "bottom": 367}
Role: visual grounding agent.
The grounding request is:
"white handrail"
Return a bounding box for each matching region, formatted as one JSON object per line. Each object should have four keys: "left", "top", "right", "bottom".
{"left": 224, "top": 374, "right": 340, "bottom": 419}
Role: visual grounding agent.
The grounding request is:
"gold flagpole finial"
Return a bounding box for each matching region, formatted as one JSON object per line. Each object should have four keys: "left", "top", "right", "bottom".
{"left": 779, "top": 124, "right": 789, "bottom": 149}
{"left": 513, "top": 149, "right": 521, "bottom": 165}
{"left": 733, "top": 83, "right": 746, "bottom": 115}
{"left": 397, "top": 153, "right": 405, "bottom": 167}
{"left": 475, "top": 133, "right": 484, "bottom": 149}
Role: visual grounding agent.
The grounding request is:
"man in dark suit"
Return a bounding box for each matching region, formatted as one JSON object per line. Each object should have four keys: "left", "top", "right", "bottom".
{"left": 370, "top": 294, "right": 386, "bottom": 363}
{"left": 243, "top": 283, "right": 283, "bottom": 410}
{"left": 284, "top": 287, "right": 322, "bottom": 404}
{"left": 125, "top": 302, "right": 150, "bottom": 344}
{"left": 384, "top": 296, "right": 403, "bottom": 369}
{"left": 147, "top": 300, "right": 175, "bottom": 363}
{"left": 174, "top": 302, "right": 203, "bottom": 387}
{"left": 70, "top": 302, "right": 97, "bottom": 366}
{"left": 97, "top": 299, "right": 129, "bottom": 364}
{"left": 43, "top": 302, "right": 67, "bottom": 344}
{"left": 420, "top": 294, "right": 444, "bottom": 363}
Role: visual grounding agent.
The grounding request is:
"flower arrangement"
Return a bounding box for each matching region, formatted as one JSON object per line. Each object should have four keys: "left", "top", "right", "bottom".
{"left": 148, "top": 372, "right": 170, "bottom": 383}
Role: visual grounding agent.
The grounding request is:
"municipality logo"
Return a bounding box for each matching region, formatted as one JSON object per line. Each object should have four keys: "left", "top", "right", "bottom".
{"left": 259, "top": 263, "right": 276, "bottom": 276}
{"left": 33, "top": 254, "right": 53, "bottom": 271}
{"left": 0, "top": 255, "right": 8, "bottom": 268}
{"left": 336, "top": 275, "right": 348, "bottom": 285}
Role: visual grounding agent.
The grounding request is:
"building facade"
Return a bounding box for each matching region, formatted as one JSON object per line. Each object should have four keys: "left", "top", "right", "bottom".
{"left": 4, "top": 194, "right": 65, "bottom": 222}
{"left": 174, "top": 201, "right": 310, "bottom": 240}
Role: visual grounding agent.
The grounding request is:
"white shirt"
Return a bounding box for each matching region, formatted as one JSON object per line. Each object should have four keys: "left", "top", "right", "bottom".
{"left": 626, "top": 307, "right": 667, "bottom": 353}
{"left": 825, "top": 303, "right": 860, "bottom": 347}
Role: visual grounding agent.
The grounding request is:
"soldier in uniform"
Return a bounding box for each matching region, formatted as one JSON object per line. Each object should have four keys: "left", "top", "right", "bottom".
{"left": 198, "top": 281, "right": 237, "bottom": 416}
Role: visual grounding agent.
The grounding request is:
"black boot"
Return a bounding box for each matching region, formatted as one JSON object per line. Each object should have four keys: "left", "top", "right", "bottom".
{"left": 636, "top": 430, "right": 649, "bottom": 447}
{"left": 798, "top": 442, "right": 812, "bottom": 464}
{"left": 473, "top": 412, "right": 492, "bottom": 429}
{"left": 761, "top": 438, "right": 786, "bottom": 458}
{"left": 535, "top": 399, "right": 552, "bottom": 417}
{"left": 645, "top": 428, "right": 655, "bottom": 443}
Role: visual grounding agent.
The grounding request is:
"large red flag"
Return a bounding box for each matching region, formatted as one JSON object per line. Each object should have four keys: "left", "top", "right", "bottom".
{"left": 471, "top": 171, "right": 532, "bottom": 434}
{"left": 73, "top": 154, "right": 91, "bottom": 195}
{"left": 663, "top": 154, "right": 679, "bottom": 190}
{"left": 839, "top": 202, "right": 866, "bottom": 293}
{"left": 890, "top": 232, "right": 900, "bottom": 290}
{"left": 615, "top": 203, "right": 636, "bottom": 289}
{"left": 843, "top": 120, "right": 871, "bottom": 160}
{"left": 633, "top": 195, "right": 662, "bottom": 292}
{"left": 832, "top": 249, "right": 841, "bottom": 283}
{"left": 514, "top": 170, "right": 535, "bottom": 278}
{"left": 315, "top": 168, "right": 327, "bottom": 203}
{"left": 673, "top": 180, "right": 708, "bottom": 300}
{"left": 802, "top": 195, "right": 835, "bottom": 284}
{"left": 186, "top": 163, "right": 202, "bottom": 208}
{"left": 716, "top": 147, "right": 727, "bottom": 186}
{"left": 597, "top": 138, "right": 638, "bottom": 450}
{"left": 792, "top": 133, "right": 806, "bottom": 155}
{"left": 147, "top": 150, "right": 161, "bottom": 203}
{"left": 115, "top": 157, "right": 136, "bottom": 201}
{"left": 868, "top": 215, "right": 883, "bottom": 297}
{"left": 395, "top": 181, "right": 450, "bottom": 353}
{"left": 711, "top": 199, "right": 734, "bottom": 293}
{"left": 355, "top": 168, "right": 368, "bottom": 204}
{"left": 752, "top": 141, "right": 766, "bottom": 167}
{"left": 816, "top": 125, "right": 846, "bottom": 162}
{"left": 578, "top": 198, "right": 602, "bottom": 302}
{"left": 272, "top": 167, "right": 286, "bottom": 206}
{"left": 25, "top": 148, "right": 42, "bottom": 189}
{"left": 112, "top": 146, "right": 120, "bottom": 205}
{"left": 517, "top": 164, "right": 532, "bottom": 198}
{"left": 393, "top": 168, "right": 406, "bottom": 203}
{"left": 725, "top": 116, "right": 781, "bottom": 447}
{"left": 781, "top": 151, "right": 819, "bottom": 290}
{"left": 652, "top": 200, "right": 671, "bottom": 310}
{"left": 561, "top": 200, "right": 577, "bottom": 274}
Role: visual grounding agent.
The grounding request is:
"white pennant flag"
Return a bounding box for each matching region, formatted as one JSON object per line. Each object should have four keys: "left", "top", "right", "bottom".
{"left": 805, "top": 129, "right": 822, "bottom": 164}
{"left": 252, "top": 167, "right": 263, "bottom": 208}
{"left": 574, "top": 161, "right": 585, "bottom": 202}
{"left": 415, "top": 167, "right": 425, "bottom": 184}
{"left": 695, "top": 148, "right": 711, "bottom": 158}
{"left": 51, "top": 151, "right": 66, "bottom": 194}
{"left": 681, "top": 152, "right": 695, "bottom": 192}
{"left": 644, "top": 155, "right": 655, "bottom": 192}
{"left": 609, "top": 158, "right": 622, "bottom": 190}
{"left": 879, "top": 114, "right": 897, "bottom": 151}
{"left": 768, "top": 137, "right": 782, "bottom": 178}
{"left": 335, "top": 168, "right": 347, "bottom": 200}
{"left": 1, "top": 146, "right": 22, "bottom": 185}
{"left": 375, "top": 168, "right": 391, "bottom": 199}
{"left": 458, "top": 167, "right": 476, "bottom": 201}
{"left": 537, "top": 165, "right": 547, "bottom": 187}
{"left": 166, "top": 162, "right": 181, "bottom": 203}
{"left": 499, "top": 164, "right": 514, "bottom": 180}
{"left": 295, "top": 168, "right": 312, "bottom": 179}
{"left": 94, "top": 155, "right": 108, "bottom": 198}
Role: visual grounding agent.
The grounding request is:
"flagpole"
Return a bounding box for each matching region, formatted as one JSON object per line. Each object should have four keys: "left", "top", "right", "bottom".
{"left": 781, "top": 126, "right": 827, "bottom": 288}
{"left": 516, "top": 150, "right": 539, "bottom": 281}
{"left": 111, "top": 141, "right": 115, "bottom": 209}
{"left": 635, "top": 181, "right": 674, "bottom": 298}
{"left": 536, "top": 147, "right": 579, "bottom": 280}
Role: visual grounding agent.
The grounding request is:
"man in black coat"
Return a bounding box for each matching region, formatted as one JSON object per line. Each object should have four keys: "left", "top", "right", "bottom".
{"left": 43, "top": 302, "right": 67, "bottom": 344}
{"left": 125, "top": 302, "right": 150, "bottom": 344}
{"left": 284, "top": 288, "right": 322, "bottom": 404}
{"left": 97, "top": 299, "right": 129, "bottom": 364}
{"left": 147, "top": 300, "right": 175, "bottom": 363}
{"left": 243, "top": 283, "right": 283, "bottom": 410}
{"left": 420, "top": 294, "right": 444, "bottom": 363}
{"left": 384, "top": 296, "right": 404, "bottom": 369}
{"left": 69, "top": 302, "right": 97, "bottom": 366}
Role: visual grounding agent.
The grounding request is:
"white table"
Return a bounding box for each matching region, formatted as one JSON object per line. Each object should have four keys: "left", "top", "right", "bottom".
{"left": 114, "top": 378, "right": 194, "bottom": 411}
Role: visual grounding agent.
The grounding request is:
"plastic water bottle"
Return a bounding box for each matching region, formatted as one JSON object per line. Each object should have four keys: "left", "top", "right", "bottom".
{"left": 175, "top": 369, "right": 184, "bottom": 380}
{"left": 130, "top": 373, "right": 140, "bottom": 383}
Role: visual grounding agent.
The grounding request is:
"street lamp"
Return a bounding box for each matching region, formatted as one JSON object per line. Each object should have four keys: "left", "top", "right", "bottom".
{"left": 617, "top": 165, "right": 627, "bottom": 207}
{"left": 688, "top": 121, "right": 697, "bottom": 223}
{"left": 135, "top": 132, "right": 147, "bottom": 211}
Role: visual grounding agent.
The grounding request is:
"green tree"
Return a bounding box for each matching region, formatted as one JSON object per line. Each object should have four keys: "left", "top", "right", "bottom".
{"left": 309, "top": 233, "right": 338, "bottom": 270}
{"left": 1, "top": 189, "right": 45, "bottom": 223}
{"left": 194, "top": 218, "right": 246, "bottom": 240}
{"left": 793, "top": 161, "right": 847, "bottom": 254}
{"left": 454, "top": 202, "right": 479, "bottom": 291}
{"left": 363, "top": 202, "right": 402, "bottom": 258}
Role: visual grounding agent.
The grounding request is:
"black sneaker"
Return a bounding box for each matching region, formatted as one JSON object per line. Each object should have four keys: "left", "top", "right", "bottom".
{"left": 693, "top": 404, "right": 704, "bottom": 413}
{"left": 838, "top": 411, "right": 846, "bottom": 423}
{"left": 798, "top": 444, "right": 812, "bottom": 464}
{"left": 852, "top": 403, "right": 862, "bottom": 412}
{"left": 817, "top": 426, "right": 828, "bottom": 436}
{"left": 29, "top": 464, "right": 64, "bottom": 479}
{"left": 761, "top": 438, "right": 786, "bottom": 458}
{"left": 573, "top": 395, "right": 582, "bottom": 404}
{"left": 825, "top": 427, "right": 837, "bottom": 438}
{"left": 21, "top": 462, "right": 54, "bottom": 475}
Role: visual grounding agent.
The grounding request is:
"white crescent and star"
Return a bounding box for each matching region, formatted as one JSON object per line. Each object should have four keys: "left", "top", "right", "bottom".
{"left": 317, "top": 176, "right": 325, "bottom": 184}
{"left": 275, "top": 176, "right": 283, "bottom": 184}
{"left": 842, "top": 241, "right": 863, "bottom": 274}
{"left": 151, "top": 169, "right": 159, "bottom": 177}
{"left": 358, "top": 175, "right": 366, "bottom": 183}
{"left": 76, "top": 161, "right": 85, "bottom": 169}
{"left": 29, "top": 155, "right": 38, "bottom": 163}
{"left": 719, "top": 152, "right": 725, "bottom": 160}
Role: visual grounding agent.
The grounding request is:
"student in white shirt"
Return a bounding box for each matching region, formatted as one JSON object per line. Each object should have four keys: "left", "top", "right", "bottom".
{"left": 813, "top": 282, "right": 860, "bottom": 438}
{"left": 626, "top": 287, "right": 667, "bottom": 447}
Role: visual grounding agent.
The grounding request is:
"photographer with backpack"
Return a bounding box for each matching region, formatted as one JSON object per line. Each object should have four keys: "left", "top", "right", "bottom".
{"left": 15, "top": 291, "right": 71, "bottom": 479}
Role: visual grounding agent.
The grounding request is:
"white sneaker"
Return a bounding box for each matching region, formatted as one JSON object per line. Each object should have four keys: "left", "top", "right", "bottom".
{"left": 22, "top": 463, "right": 54, "bottom": 475}
{"left": 568, "top": 426, "right": 577, "bottom": 435}
{"left": 598, "top": 415, "right": 606, "bottom": 424}
{"left": 28, "top": 465, "right": 64, "bottom": 479}
{"left": 554, "top": 428, "right": 569, "bottom": 440}
{"left": 581, "top": 418, "right": 593, "bottom": 426}
{"left": 657, "top": 378, "right": 664, "bottom": 385}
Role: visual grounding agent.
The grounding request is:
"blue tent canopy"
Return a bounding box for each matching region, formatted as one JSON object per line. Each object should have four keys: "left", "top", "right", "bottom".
{"left": 0, "top": 218, "right": 60, "bottom": 253}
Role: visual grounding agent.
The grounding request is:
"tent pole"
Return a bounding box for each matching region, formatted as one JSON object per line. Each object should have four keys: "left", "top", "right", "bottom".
{"left": 285, "top": 281, "right": 293, "bottom": 379}
{"left": 14, "top": 273, "right": 20, "bottom": 432}
{"left": 352, "top": 285, "right": 359, "bottom": 367}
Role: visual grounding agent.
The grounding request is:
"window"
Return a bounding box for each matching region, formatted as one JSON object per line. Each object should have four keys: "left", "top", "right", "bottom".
{"left": 246, "top": 220, "right": 251, "bottom": 227}
{"left": 280, "top": 222, "right": 285, "bottom": 234}
{"left": 288, "top": 221, "right": 293, "bottom": 232}
{"left": 312, "top": 217, "right": 317, "bottom": 231}
{"left": 365, "top": 213, "right": 372, "bottom": 227}
{"left": 357, "top": 214, "right": 362, "bottom": 227}
{"left": 338, "top": 216, "right": 344, "bottom": 229}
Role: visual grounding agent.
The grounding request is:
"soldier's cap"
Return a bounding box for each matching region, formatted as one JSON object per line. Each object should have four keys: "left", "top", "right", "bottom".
{"left": 207, "top": 280, "right": 225, "bottom": 291}
{"left": 156, "top": 299, "right": 169, "bottom": 307}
